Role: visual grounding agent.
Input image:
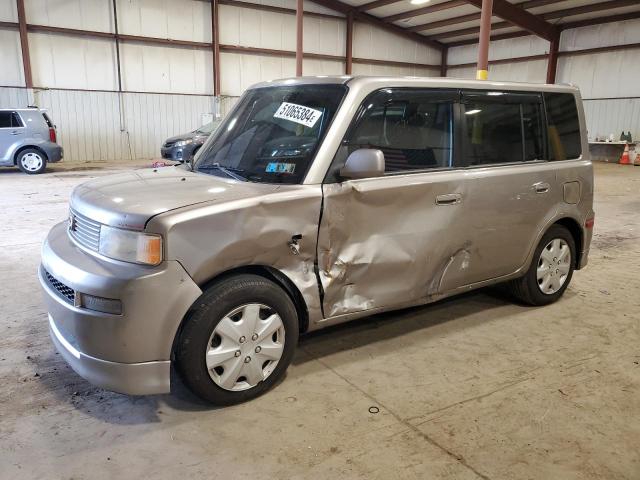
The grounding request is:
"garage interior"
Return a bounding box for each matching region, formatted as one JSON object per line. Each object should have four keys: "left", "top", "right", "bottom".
{"left": 1, "top": 0, "right": 639, "bottom": 479}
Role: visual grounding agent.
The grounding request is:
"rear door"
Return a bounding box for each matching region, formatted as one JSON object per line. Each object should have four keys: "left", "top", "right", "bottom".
{"left": 317, "top": 88, "right": 475, "bottom": 318}
{"left": 459, "top": 90, "right": 560, "bottom": 283}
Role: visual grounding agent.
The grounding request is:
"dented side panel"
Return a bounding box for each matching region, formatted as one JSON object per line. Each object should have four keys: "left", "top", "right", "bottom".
{"left": 147, "top": 185, "right": 324, "bottom": 324}
{"left": 317, "top": 170, "right": 473, "bottom": 318}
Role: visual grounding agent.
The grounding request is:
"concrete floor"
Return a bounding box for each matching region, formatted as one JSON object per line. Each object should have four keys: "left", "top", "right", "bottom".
{"left": 0, "top": 161, "right": 638, "bottom": 480}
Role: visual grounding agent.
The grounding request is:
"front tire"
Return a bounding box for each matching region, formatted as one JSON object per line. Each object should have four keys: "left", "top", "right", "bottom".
{"left": 507, "top": 225, "right": 576, "bottom": 306}
{"left": 175, "top": 274, "right": 298, "bottom": 405}
{"left": 17, "top": 148, "right": 47, "bottom": 174}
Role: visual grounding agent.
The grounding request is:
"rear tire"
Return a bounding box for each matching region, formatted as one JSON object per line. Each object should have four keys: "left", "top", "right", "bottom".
{"left": 507, "top": 225, "right": 576, "bottom": 306}
{"left": 175, "top": 274, "right": 298, "bottom": 405}
{"left": 17, "top": 148, "right": 47, "bottom": 174}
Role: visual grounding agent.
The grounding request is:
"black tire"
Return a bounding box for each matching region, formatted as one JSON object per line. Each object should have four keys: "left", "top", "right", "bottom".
{"left": 175, "top": 274, "right": 298, "bottom": 405}
{"left": 507, "top": 224, "right": 576, "bottom": 306}
{"left": 17, "top": 148, "right": 47, "bottom": 174}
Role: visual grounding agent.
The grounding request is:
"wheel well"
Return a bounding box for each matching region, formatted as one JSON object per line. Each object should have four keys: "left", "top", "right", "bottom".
{"left": 554, "top": 217, "right": 583, "bottom": 269}
{"left": 13, "top": 145, "right": 48, "bottom": 165}
{"left": 198, "top": 266, "right": 310, "bottom": 334}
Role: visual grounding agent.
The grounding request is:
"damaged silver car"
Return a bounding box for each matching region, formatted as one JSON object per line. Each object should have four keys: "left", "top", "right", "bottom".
{"left": 40, "top": 76, "right": 594, "bottom": 405}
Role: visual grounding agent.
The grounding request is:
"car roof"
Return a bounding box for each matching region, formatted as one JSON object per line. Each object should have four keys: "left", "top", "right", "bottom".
{"left": 250, "top": 75, "right": 580, "bottom": 95}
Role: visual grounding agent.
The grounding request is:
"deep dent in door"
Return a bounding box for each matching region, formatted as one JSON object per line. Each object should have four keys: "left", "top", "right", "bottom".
{"left": 317, "top": 178, "right": 472, "bottom": 318}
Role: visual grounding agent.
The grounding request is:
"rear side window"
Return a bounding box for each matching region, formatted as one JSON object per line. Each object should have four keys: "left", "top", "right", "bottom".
{"left": 0, "top": 112, "right": 11, "bottom": 128}
{"left": 11, "top": 113, "right": 24, "bottom": 128}
{"left": 463, "top": 102, "right": 523, "bottom": 165}
{"left": 0, "top": 112, "right": 26, "bottom": 128}
{"left": 343, "top": 89, "right": 455, "bottom": 173}
{"left": 544, "top": 93, "right": 581, "bottom": 160}
{"left": 462, "top": 92, "right": 545, "bottom": 166}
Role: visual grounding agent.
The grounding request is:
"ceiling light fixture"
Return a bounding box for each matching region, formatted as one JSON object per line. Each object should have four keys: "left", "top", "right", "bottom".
{"left": 410, "top": 0, "right": 431, "bottom": 5}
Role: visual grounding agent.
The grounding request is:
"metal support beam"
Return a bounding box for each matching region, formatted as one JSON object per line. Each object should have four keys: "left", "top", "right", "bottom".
{"left": 409, "top": 0, "right": 564, "bottom": 32}
{"left": 296, "top": 0, "right": 303, "bottom": 76}
{"left": 463, "top": 0, "right": 557, "bottom": 40}
{"left": 211, "top": 0, "right": 221, "bottom": 95}
{"left": 345, "top": 12, "right": 353, "bottom": 75}
{"left": 546, "top": 32, "right": 559, "bottom": 84}
{"left": 16, "top": 0, "right": 32, "bottom": 89}
{"left": 476, "top": 0, "right": 493, "bottom": 80}
{"left": 309, "top": 0, "right": 444, "bottom": 50}
{"left": 440, "top": 47, "right": 448, "bottom": 77}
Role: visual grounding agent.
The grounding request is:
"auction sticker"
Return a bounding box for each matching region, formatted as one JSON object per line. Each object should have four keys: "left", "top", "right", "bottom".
{"left": 274, "top": 102, "right": 322, "bottom": 128}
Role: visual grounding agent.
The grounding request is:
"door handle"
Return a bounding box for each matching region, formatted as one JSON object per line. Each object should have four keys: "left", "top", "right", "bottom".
{"left": 435, "top": 193, "right": 462, "bottom": 206}
{"left": 10, "top": 131, "right": 21, "bottom": 136}
{"left": 533, "top": 182, "right": 550, "bottom": 194}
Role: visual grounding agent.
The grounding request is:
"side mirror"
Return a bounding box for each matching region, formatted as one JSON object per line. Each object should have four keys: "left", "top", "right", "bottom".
{"left": 339, "top": 149, "right": 385, "bottom": 180}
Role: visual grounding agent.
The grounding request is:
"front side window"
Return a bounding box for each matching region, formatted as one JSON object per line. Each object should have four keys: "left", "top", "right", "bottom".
{"left": 544, "top": 92, "right": 581, "bottom": 160}
{"left": 194, "top": 84, "right": 346, "bottom": 184}
{"left": 331, "top": 89, "right": 455, "bottom": 178}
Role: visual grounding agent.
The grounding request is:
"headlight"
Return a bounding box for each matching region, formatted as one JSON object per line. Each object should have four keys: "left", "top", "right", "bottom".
{"left": 174, "top": 139, "right": 193, "bottom": 147}
{"left": 98, "top": 225, "right": 162, "bottom": 265}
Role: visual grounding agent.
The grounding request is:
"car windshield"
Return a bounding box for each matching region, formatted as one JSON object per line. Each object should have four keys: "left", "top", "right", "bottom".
{"left": 195, "top": 121, "right": 220, "bottom": 135}
{"left": 193, "top": 84, "right": 346, "bottom": 184}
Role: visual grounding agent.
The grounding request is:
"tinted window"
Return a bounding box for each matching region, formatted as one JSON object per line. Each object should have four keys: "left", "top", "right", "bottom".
{"left": 341, "top": 89, "right": 454, "bottom": 174}
{"left": 11, "top": 113, "right": 24, "bottom": 128}
{"left": 544, "top": 93, "right": 581, "bottom": 160}
{"left": 0, "top": 112, "right": 11, "bottom": 128}
{"left": 464, "top": 101, "right": 523, "bottom": 165}
{"left": 42, "top": 112, "right": 53, "bottom": 128}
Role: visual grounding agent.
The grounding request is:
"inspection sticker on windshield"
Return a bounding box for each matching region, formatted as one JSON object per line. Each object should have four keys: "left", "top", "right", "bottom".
{"left": 274, "top": 102, "right": 322, "bottom": 128}
{"left": 266, "top": 162, "right": 296, "bottom": 174}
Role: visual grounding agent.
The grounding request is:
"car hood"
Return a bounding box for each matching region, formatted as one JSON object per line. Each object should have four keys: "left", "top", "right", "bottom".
{"left": 70, "top": 166, "right": 284, "bottom": 230}
{"left": 164, "top": 132, "right": 195, "bottom": 144}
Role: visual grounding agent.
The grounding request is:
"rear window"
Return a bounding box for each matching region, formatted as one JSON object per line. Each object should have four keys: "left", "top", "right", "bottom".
{"left": 544, "top": 93, "right": 581, "bottom": 160}
{"left": 42, "top": 112, "right": 54, "bottom": 128}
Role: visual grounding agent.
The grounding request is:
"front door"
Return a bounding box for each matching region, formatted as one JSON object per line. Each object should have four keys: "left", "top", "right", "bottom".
{"left": 316, "top": 88, "right": 472, "bottom": 318}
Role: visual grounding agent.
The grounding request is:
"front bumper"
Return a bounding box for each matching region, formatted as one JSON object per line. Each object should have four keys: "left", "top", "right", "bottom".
{"left": 48, "top": 312, "right": 170, "bottom": 395}
{"left": 40, "top": 221, "right": 202, "bottom": 395}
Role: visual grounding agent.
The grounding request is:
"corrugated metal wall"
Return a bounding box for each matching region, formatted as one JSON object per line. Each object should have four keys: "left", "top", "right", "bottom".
{"left": 447, "top": 19, "right": 640, "bottom": 141}
{"left": 0, "top": 0, "right": 442, "bottom": 161}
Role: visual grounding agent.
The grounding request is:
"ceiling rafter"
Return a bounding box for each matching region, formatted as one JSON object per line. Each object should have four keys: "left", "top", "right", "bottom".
{"left": 383, "top": 0, "right": 467, "bottom": 23}
{"left": 308, "top": 0, "right": 445, "bottom": 50}
{"left": 409, "top": 0, "right": 565, "bottom": 32}
{"left": 439, "top": 0, "right": 639, "bottom": 44}
{"left": 461, "top": 0, "right": 558, "bottom": 40}
{"left": 356, "top": 0, "right": 403, "bottom": 12}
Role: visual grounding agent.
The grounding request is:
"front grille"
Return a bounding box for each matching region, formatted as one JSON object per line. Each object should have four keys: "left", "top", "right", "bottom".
{"left": 68, "top": 209, "right": 101, "bottom": 251}
{"left": 45, "top": 270, "right": 75, "bottom": 304}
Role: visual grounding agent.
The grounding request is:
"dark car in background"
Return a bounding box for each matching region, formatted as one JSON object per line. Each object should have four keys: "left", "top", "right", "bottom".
{"left": 161, "top": 121, "right": 219, "bottom": 163}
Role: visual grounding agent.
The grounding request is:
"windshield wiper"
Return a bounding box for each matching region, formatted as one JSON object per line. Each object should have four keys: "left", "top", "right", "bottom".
{"left": 197, "top": 163, "right": 247, "bottom": 182}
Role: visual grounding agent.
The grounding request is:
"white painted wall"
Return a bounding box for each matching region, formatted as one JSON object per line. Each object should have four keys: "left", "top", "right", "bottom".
{"left": 447, "top": 19, "right": 640, "bottom": 141}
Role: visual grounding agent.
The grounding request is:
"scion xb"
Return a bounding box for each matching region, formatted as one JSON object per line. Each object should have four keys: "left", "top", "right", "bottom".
{"left": 0, "top": 107, "right": 63, "bottom": 174}
{"left": 40, "top": 77, "right": 594, "bottom": 405}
